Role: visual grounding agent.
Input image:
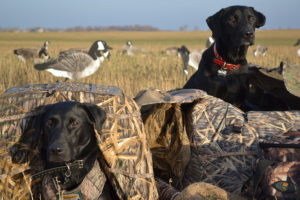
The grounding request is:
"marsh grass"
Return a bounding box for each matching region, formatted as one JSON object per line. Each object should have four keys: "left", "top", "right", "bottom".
{"left": 0, "top": 30, "right": 300, "bottom": 199}
{"left": 1, "top": 30, "right": 300, "bottom": 97}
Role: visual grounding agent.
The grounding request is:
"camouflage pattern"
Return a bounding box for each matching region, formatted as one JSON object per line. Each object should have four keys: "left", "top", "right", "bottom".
{"left": 247, "top": 111, "right": 300, "bottom": 141}
{"left": 263, "top": 147, "right": 300, "bottom": 162}
{"left": 42, "top": 160, "right": 106, "bottom": 200}
{"left": 252, "top": 131, "right": 300, "bottom": 200}
{"left": 0, "top": 82, "right": 158, "bottom": 200}
{"left": 134, "top": 88, "right": 207, "bottom": 188}
{"left": 184, "top": 99, "right": 300, "bottom": 195}
{"left": 182, "top": 95, "right": 259, "bottom": 194}
{"left": 247, "top": 63, "right": 300, "bottom": 110}
{"left": 136, "top": 88, "right": 300, "bottom": 198}
{"left": 282, "top": 62, "right": 300, "bottom": 97}
{"left": 260, "top": 131, "right": 300, "bottom": 162}
{"left": 255, "top": 162, "right": 300, "bottom": 200}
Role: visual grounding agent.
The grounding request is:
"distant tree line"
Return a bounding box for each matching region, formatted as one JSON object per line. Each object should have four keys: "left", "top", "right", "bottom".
{"left": 0, "top": 25, "right": 160, "bottom": 32}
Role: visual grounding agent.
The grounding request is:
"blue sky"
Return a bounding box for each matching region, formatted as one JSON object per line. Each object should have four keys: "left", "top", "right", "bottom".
{"left": 1, "top": 0, "right": 300, "bottom": 30}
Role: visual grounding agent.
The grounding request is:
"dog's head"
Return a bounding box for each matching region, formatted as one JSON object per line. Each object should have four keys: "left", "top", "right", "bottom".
{"left": 207, "top": 6, "right": 265, "bottom": 49}
{"left": 40, "top": 101, "right": 106, "bottom": 167}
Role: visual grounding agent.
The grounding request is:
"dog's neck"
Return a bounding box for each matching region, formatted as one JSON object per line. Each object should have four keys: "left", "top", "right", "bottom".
{"left": 213, "top": 44, "right": 240, "bottom": 70}
{"left": 201, "top": 41, "right": 249, "bottom": 75}
{"left": 214, "top": 39, "right": 249, "bottom": 65}
{"left": 63, "top": 146, "right": 98, "bottom": 190}
{"left": 44, "top": 145, "right": 98, "bottom": 191}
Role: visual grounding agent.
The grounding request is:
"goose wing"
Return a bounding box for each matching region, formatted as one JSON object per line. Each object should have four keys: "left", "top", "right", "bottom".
{"left": 14, "top": 47, "right": 39, "bottom": 59}
{"left": 118, "top": 45, "right": 130, "bottom": 54}
{"left": 59, "top": 48, "right": 89, "bottom": 55}
{"left": 34, "top": 51, "right": 94, "bottom": 73}
{"left": 188, "top": 50, "right": 203, "bottom": 70}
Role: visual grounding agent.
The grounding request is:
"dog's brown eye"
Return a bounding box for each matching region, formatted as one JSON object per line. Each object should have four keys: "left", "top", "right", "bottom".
{"left": 228, "top": 16, "right": 236, "bottom": 23}
{"left": 46, "top": 120, "right": 53, "bottom": 128}
{"left": 70, "top": 120, "right": 79, "bottom": 127}
{"left": 249, "top": 16, "right": 255, "bottom": 23}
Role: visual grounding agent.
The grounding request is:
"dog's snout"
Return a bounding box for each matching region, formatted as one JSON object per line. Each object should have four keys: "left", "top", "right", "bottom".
{"left": 49, "top": 143, "right": 64, "bottom": 155}
{"left": 245, "top": 31, "right": 254, "bottom": 38}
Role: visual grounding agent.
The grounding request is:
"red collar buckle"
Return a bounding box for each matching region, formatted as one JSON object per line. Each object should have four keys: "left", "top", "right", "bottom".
{"left": 213, "top": 43, "right": 240, "bottom": 70}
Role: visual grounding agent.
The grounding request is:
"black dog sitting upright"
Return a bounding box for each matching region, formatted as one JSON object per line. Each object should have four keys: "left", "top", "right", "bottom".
{"left": 184, "top": 6, "right": 265, "bottom": 109}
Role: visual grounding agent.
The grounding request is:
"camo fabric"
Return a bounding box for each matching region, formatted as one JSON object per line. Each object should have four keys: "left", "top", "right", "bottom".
{"left": 135, "top": 88, "right": 300, "bottom": 198}
{"left": 255, "top": 162, "right": 300, "bottom": 200}
{"left": 182, "top": 95, "right": 259, "bottom": 194}
{"left": 282, "top": 62, "right": 300, "bottom": 97}
{"left": 253, "top": 131, "right": 300, "bottom": 200}
{"left": 134, "top": 88, "right": 207, "bottom": 188}
{"left": 0, "top": 82, "right": 158, "bottom": 200}
{"left": 42, "top": 160, "right": 106, "bottom": 200}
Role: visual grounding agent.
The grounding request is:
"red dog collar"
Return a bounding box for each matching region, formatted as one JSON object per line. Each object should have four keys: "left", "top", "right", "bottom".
{"left": 213, "top": 43, "right": 240, "bottom": 70}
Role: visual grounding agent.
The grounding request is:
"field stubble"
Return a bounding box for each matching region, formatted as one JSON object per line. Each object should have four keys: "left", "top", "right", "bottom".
{"left": 0, "top": 30, "right": 299, "bottom": 97}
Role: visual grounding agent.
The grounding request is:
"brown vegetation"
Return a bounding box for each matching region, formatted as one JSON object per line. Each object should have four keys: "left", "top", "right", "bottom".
{"left": 0, "top": 30, "right": 299, "bottom": 97}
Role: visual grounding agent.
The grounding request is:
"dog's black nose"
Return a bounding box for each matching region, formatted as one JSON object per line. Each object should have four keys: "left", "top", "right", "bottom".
{"left": 245, "top": 31, "right": 254, "bottom": 38}
{"left": 49, "top": 144, "right": 64, "bottom": 155}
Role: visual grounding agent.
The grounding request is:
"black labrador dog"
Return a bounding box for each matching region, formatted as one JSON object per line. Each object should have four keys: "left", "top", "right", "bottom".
{"left": 36, "top": 101, "right": 114, "bottom": 199}
{"left": 184, "top": 6, "right": 265, "bottom": 109}
{"left": 41, "top": 102, "right": 104, "bottom": 181}
{"left": 10, "top": 101, "right": 112, "bottom": 198}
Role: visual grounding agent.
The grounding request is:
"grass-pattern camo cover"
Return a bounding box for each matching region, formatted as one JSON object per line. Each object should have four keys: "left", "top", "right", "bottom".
{"left": 0, "top": 82, "right": 158, "bottom": 200}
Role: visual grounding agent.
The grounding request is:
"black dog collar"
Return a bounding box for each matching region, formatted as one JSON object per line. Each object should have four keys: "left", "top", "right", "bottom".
{"left": 31, "top": 160, "right": 84, "bottom": 180}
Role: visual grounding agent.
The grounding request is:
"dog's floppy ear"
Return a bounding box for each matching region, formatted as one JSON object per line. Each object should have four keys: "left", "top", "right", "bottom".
{"left": 251, "top": 7, "right": 266, "bottom": 28}
{"left": 10, "top": 105, "right": 51, "bottom": 164}
{"left": 206, "top": 8, "right": 224, "bottom": 39}
{"left": 80, "top": 103, "right": 106, "bottom": 134}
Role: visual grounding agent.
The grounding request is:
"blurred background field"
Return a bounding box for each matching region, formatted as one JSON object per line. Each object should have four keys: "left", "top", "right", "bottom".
{"left": 0, "top": 29, "right": 299, "bottom": 97}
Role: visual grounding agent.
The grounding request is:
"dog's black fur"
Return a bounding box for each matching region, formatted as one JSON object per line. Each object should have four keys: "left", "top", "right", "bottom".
{"left": 11, "top": 101, "right": 118, "bottom": 198}
{"left": 39, "top": 101, "right": 106, "bottom": 190}
{"left": 184, "top": 6, "right": 265, "bottom": 109}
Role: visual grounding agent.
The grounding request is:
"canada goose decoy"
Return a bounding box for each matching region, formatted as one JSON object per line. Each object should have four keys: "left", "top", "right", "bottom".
{"left": 118, "top": 40, "right": 147, "bottom": 56}
{"left": 294, "top": 39, "right": 300, "bottom": 46}
{"left": 253, "top": 45, "right": 268, "bottom": 57}
{"left": 206, "top": 36, "right": 215, "bottom": 48}
{"left": 13, "top": 41, "right": 50, "bottom": 64}
{"left": 178, "top": 45, "right": 204, "bottom": 75}
{"left": 34, "top": 40, "right": 112, "bottom": 81}
{"left": 294, "top": 39, "right": 300, "bottom": 57}
{"left": 165, "top": 46, "right": 180, "bottom": 57}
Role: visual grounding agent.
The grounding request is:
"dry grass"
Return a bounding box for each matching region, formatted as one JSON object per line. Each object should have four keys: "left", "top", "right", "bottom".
{"left": 0, "top": 30, "right": 300, "bottom": 97}
{"left": 0, "top": 30, "right": 299, "bottom": 199}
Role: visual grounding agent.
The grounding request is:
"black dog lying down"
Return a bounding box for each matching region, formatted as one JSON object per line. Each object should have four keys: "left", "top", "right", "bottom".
{"left": 37, "top": 101, "right": 113, "bottom": 199}
{"left": 184, "top": 6, "right": 266, "bottom": 110}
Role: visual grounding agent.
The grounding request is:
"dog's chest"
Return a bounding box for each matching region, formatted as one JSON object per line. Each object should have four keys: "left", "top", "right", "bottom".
{"left": 42, "top": 160, "right": 106, "bottom": 200}
{"left": 217, "top": 68, "right": 227, "bottom": 76}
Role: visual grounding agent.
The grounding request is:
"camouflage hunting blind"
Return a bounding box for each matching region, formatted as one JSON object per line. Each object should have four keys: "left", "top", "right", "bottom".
{"left": 0, "top": 82, "right": 158, "bottom": 200}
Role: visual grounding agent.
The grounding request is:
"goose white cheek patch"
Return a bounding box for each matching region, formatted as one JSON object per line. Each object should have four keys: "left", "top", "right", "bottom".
{"left": 17, "top": 55, "right": 26, "bottom": 63}
{"left": 103, "top": 51, "right": 110, "bottom": 58}
{"left": 97, "top": 42, "right": 105, "bottom": 51}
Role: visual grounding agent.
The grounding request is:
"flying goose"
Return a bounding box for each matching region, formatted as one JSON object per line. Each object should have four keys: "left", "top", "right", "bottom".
{"left": 13, "top": 41, "right": 50, "bottom": 64}
{"left": 34, "top": 40, "right": 112, "bottom": 81}
{"left": 118, "top": 41, "right": 147, "bottom": 56}
{"left": 253, "top": 45, "right": 268, "bottom": 57}
{"left": 178, "top": 45, "right": 204, "bottom": 75}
